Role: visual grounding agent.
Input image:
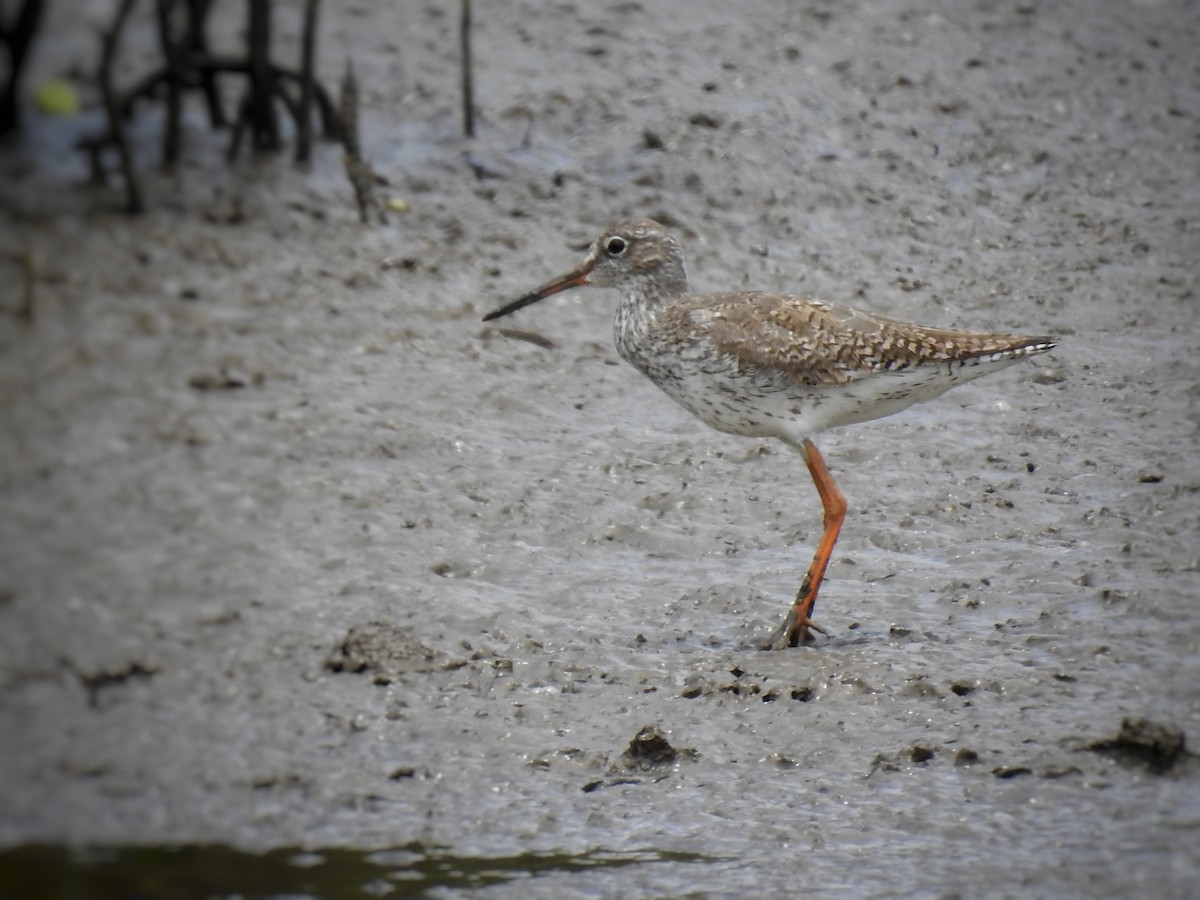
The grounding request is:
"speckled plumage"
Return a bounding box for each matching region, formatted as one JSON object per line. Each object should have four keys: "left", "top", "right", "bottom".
{"left": 483, "top": 218, "right": 1057, "bottom": 648}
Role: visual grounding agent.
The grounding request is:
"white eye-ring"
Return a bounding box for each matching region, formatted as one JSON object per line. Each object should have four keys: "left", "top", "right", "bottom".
{"left": 604, "top": 236, "right": 629, "bottom": 256}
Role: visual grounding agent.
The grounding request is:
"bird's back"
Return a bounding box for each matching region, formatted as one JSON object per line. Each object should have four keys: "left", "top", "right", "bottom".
{"left": 618, "top": 291, "right": 1055, "bottom": 444}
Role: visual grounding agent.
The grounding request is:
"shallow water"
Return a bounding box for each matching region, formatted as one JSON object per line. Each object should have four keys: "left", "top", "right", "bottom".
{"left": 0, "top": 844, "right": 717, "bottom": 898}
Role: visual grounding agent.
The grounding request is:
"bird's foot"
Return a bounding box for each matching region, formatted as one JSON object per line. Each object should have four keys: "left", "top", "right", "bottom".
{"left": 763, "top": 605, "right": 827, "bottom": 651}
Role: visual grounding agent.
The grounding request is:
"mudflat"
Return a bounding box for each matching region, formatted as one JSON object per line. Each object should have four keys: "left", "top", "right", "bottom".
{"left": 1, "top": 1, "right": 1196, "bottom": 896}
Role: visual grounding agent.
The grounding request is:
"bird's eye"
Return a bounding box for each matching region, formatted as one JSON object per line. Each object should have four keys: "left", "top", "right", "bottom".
{"left": 604, "top": 236, "right": 628, "bottom": 256}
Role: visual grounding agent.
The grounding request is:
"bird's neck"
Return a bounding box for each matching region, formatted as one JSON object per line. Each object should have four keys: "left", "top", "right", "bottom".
{"left": 612, "top": 253, "right": 689, "bottom": 370}
{"left": 624, "top": 259, "right": 689, "bottom": 311}
{"left": 613, "top": 275, "right": 685, "bottom": 373}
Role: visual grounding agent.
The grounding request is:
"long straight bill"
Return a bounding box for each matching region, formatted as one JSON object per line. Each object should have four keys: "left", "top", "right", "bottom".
{"left": 482, "top": 265, "right": 592, "bottom": 322}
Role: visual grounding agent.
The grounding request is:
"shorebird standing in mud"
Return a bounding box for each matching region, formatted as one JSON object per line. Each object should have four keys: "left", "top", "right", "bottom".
{"left": 484, "top": 219, "right": 1055, "bottom": 649}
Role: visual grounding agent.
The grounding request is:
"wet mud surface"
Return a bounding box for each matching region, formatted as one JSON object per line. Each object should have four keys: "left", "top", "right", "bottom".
{"left": 1, "top": 0, "right": 1198, "bottom": 896}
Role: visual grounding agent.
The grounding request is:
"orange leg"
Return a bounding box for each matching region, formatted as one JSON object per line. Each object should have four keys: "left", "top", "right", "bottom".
{"left": 766, "top": 439, "right": 847, "bottom": 649}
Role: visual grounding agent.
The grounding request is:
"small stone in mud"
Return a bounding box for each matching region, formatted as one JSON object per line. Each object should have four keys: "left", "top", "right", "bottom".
{"left": 640, "top": 129, "right": 665, "bottom": 150}
{"left": 624, "top": 725, "right": 677, "bottom": 767}
{"left": 910, "top": 746, "right": 935, "bottom": 764}
{"left": 187, "top": 368, "right": 262, "bottom": 390}
{"left": 904, "top": 678, "right": 942, "bottom": 699}
{"left": 992, "top": 766, "right": 1033, "bottom": 779}
{"left": 1085, "top": 717, "right": 1189, "bottom": 774}
{"left": 954, "top": 748, "right": 980, "bottom": 766}
{"left": 188, "top": 371, "right": 246, "bottom": 390}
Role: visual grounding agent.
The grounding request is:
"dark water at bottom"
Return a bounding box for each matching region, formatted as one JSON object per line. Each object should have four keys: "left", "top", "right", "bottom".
{"left": 0, "top": 843, "right": 715, "bottom": 899}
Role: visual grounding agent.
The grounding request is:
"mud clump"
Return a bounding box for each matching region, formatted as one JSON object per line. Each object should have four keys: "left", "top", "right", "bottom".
{"left": 623, "top": 725, "right": 679, "bottom": 768}
{"left": 1085, "top": 718, "right": 1191, "bottom": 775}
{"left": 325, "top": 621, "right": 451, "bottom": 683}
{"left": 581, "top": 725, "right": 698, "bottom": 793}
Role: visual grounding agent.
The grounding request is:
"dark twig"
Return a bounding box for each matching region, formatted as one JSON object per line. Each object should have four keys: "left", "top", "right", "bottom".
{"left": 340, "top": 59, "right": 359, "bottom": 160}
{"left": 0, "top": 0, "right": 45, "bottom": 135}
{"left": 17, "top": 246, "right": 36, "bottom": 323}
{"left": 100, "top": 0, "right": 143, "bottom": 212}
{"left": 155, "top": 0, "right": 184, "bottom": 165}
{"left": 460, "top": 0, "right": 474, "bottom": 138}
{"left": 296, "top": 0, "right": 318, "bottom": 162}
{"left": 188, "top": 0, "right": 225, "bottom": 127}
{"left": 340, "top": 60, "right": 381, "bottom": 224}
{"left": 90, "top": 56, "right": 340, "bottom": 145}
{"left": 245, "top": 0, "right": 279, "bottom": 153}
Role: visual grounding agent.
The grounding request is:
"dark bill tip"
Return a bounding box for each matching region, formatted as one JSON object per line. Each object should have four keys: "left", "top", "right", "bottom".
{"left": 481, "top": 267, "right": 591, "bottom": 322}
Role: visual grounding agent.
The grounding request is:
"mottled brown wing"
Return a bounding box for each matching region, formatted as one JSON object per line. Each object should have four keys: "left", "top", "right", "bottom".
{"left": 663, "top": 293, "right": 1052, "bottom": 387}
